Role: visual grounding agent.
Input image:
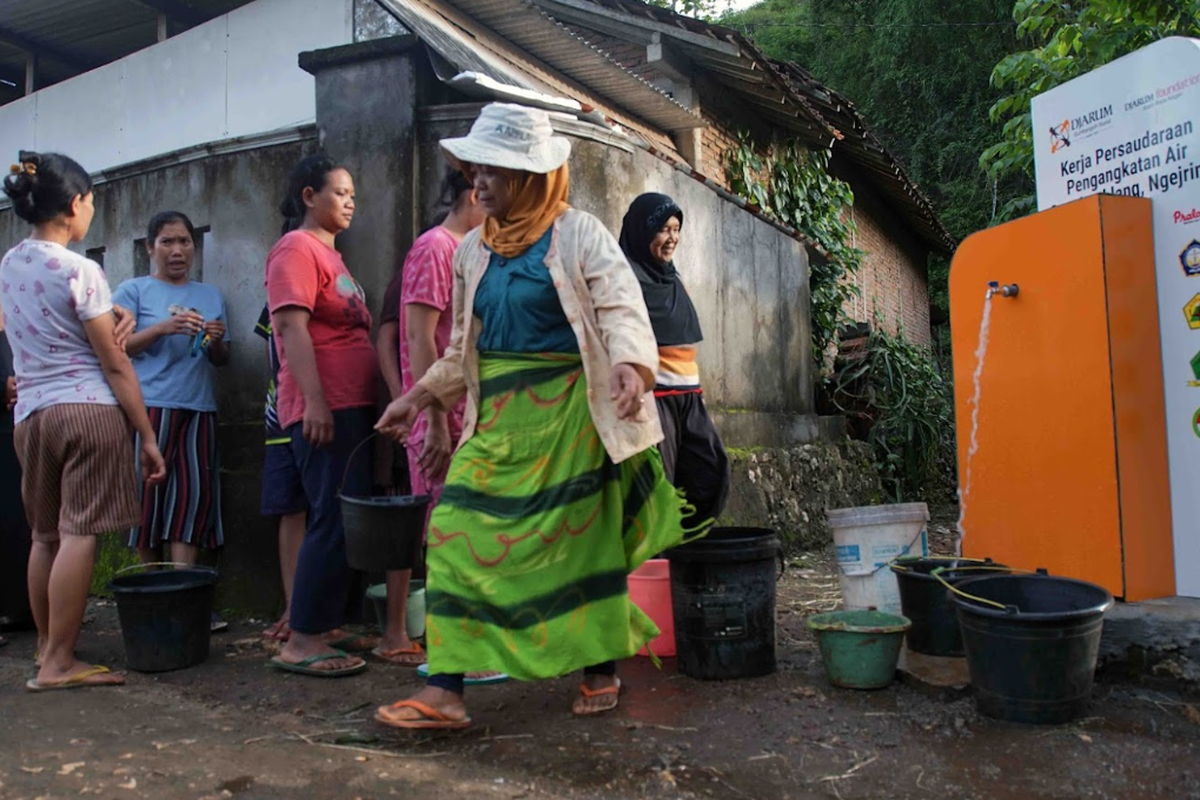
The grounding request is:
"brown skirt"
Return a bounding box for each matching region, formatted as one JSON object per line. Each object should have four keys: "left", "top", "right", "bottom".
{"left": 13, "top": 403, "right": 141, "bottom": 542}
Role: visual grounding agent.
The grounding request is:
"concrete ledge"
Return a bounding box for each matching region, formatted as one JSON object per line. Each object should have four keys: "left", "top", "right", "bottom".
{"left": 710, "top": 410, "right": 844, "bottom": 448}
{"left": 299, "top": 35, "right": 418, "bottom": 75}
{"left": 1099, "top": 596, "right": 1200, "bottom": 690}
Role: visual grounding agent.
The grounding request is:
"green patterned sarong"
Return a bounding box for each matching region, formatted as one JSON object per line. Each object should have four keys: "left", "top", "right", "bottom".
{"left": 425, "top": 352, "right": 695, "bottom": 680}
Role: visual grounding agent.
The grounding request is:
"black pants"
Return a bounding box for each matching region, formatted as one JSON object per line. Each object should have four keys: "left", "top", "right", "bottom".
{"left": 656, "top": 391, "right": 730, "bottom": 525}
{"left": 0, "top": 421, "right": 33, "bottom": 629}
{"left": 287, "top": 407, "right": 374, "bottom": 635}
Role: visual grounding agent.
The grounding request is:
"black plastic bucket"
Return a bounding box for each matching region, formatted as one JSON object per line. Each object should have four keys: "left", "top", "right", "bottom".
{"left": 666, "top": 527, "right": 782, "bottom": 680}
{"left": 341, "top": 494, "right": 430, "bottom": 571}
{"left": 109, "top": 566, "right": 218, "bottom": 673}
{"left": 949, "top": 573, "right": 1114, "bottom": 724}
{"left": 889, "top": 557, "right": 1009, "bottom": 656}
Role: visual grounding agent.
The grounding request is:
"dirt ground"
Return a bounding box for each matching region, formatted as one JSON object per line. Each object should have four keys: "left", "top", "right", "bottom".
{"left": 2, "top": 551, "right": 1199, "bottom": 800}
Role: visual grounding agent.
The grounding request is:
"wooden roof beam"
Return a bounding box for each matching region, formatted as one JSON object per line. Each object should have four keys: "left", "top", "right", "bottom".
{"left": 532, "top": 0, "right": 741, "bottom": 57}
{"left": 0, "top": 27, "right": 93, "bottom": 72}
{"left": 124, "top": 0, "right": 208, "bottom": 27}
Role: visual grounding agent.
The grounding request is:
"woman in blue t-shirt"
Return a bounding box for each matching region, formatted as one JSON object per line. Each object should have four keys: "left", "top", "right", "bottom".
{"left": 114, "top": 211, "right": 230, "bottom": 580}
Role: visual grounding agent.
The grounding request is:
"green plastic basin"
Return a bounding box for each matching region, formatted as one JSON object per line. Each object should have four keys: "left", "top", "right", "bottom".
{"left": 807, "top": 610, "right": 911, "bottom": 690}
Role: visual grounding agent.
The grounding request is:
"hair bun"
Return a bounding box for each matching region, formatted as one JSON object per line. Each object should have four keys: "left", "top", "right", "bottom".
{"left": 3, "top": 149, "right": 92, "bottom": 225}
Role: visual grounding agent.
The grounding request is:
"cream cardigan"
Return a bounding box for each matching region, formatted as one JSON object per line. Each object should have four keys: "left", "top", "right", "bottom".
{"left": 418, "top": 209, "right": 663, "bottom": 464}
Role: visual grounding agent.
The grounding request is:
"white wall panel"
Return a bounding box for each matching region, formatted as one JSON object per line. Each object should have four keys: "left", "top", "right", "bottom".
{"left": 0, "top": 95, "right": 38, "bottom": 157}
{"left": 119, "top": 18, "right": 229, "bottom": 164}
{"left": 226, "top": 0, "right": 352, "bottom": 138}
{"left": 2, "top": 0, "right": 352, "bottom": 174}
{"left": 33, "top": 66, "right": 126, "bottom": 172}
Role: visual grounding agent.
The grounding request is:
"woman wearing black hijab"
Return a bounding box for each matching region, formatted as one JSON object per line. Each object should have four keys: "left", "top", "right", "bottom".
{"left": 619, "top": 193, "right": 729, "bottom": 524}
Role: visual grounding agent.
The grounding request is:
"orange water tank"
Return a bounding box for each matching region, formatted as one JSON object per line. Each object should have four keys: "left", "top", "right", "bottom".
{"left": 950, "top": 194, "right": 1175, "bottom": 601}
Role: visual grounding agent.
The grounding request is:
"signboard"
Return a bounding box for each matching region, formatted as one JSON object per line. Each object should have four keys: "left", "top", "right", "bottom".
{"left": 1033, "top": 37, "right": 1200, "bottom": 596}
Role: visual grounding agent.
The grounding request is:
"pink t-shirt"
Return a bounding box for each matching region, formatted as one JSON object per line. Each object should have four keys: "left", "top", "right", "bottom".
{"left": 398, "top": 226, "right": 464, "bottom": 442}
{"left": 0, "top": 240, "right": 118, "bottom": 423}
{"left": 265, "top": 230, "right": 377, "bottom": 430}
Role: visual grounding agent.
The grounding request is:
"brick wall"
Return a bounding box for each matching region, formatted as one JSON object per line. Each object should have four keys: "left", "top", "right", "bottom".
{"left": 844, "top": 185, "right": 932, "bottom": 346}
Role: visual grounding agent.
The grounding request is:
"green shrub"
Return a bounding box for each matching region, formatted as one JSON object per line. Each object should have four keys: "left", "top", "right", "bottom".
{"left": 827, "top": 321, "right": 955, "bottom": 503}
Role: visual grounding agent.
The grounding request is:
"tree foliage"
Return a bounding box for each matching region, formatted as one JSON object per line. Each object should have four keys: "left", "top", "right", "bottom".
{"left": 723, "top": 0, "right": 1024, "bottom": 320}
{"left": 981, "top": 0, "right": 1200, "bottom": 220}
{"left": 644, "top": 0, "right": 730, "bottom": 20}
{"left": 725, "top": 134, "right": 864, "bottom": 363}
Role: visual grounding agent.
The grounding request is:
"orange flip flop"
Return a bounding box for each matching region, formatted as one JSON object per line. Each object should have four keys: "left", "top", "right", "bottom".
{"left": 371, "top": 643, "right": 426, "bottom": 666}
{"left": 375, "top": 699, "right": 471, "bottom": 730}
{"left": 573, "top": 678, "right": 622, "bottom": 716}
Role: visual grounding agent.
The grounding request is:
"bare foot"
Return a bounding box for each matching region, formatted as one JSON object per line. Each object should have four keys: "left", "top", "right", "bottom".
{"left": 466, "top": 671, "right": 504, "bottom": 680}
{"left": 34, "top": 661, "right": 125, "bottom": 689}
{"left": 572, "top": 674, "right": 621, "bottom": 716}
{"left": 373, "top": 634, "right": 425, "bottom": 666}
{"left": 277, "top": 632, "right": 363, "bottom": 673}
{"left": 376, "top": 686, "right": 468, "bottom": 726}
{"left": 262, "top": 616, "right": 291, "bottom": 642}
{"left": 322, "top": 629, "right": 378, "bottom": 652}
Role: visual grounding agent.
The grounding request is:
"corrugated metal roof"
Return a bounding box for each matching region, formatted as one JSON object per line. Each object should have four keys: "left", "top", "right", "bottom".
{"left": 438, "top": 0, "right": 701, "bottom": 131}
{"left": 374, "top": 0, "right": 681, "bottom": 154}
{"left": 0, "top": 0, "right": 251, "bottom": 106}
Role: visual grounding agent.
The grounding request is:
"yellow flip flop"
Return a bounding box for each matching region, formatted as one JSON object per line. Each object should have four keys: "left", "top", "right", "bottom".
{"left": 26, "top": 665, "right": 123, "bottom": 692}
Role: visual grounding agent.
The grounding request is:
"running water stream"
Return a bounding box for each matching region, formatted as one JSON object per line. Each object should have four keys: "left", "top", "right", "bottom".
{"left": 955, "top": 288, "right": 996, "bottom": 555}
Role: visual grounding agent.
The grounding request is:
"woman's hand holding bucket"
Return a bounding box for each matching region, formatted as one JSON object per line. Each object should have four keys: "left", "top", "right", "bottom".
{"left": 376, "top": 385, "right": 434, "bottom": 445}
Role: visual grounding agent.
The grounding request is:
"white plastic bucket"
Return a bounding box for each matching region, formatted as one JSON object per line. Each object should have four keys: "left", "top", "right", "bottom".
{"left": 826, "top": 503, "right": 929, "bottom": 614}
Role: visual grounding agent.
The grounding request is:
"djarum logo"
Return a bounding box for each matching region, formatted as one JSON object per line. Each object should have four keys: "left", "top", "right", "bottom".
{"left": 1050, "top": 120, "right": 1071, "bottom": 154}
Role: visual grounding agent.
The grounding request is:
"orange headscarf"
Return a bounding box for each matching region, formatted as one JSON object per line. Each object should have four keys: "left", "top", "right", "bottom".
{"left": 480, "top": 164, "right": 570, "bottom": 257}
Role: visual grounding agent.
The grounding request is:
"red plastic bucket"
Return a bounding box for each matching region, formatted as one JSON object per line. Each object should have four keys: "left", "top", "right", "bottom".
{"left": 629, "top": 559, "right": 675, "bottom": 657}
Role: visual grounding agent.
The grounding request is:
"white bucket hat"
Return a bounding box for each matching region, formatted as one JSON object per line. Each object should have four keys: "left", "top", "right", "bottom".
{"left": 439, "top": 103, "right": 571, "bottom": 175}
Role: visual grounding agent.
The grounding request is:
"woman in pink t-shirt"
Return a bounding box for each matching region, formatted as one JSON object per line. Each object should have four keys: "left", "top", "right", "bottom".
{"left": 264, "top": 154, "right": 379, "bottom": 677}
{"left": 370, "top": 169, "right": 485, "bottom": 669}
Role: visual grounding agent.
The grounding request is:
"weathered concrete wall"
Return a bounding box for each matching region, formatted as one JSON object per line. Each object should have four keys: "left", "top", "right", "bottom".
{"left": 416, "top": 105, "right": 814, "bottom": 436}
{"left": 722, "top": 442, "right": 884, "bottom": 551}
{"left": 301, "top": 37, "right": 421, "bottom": 314}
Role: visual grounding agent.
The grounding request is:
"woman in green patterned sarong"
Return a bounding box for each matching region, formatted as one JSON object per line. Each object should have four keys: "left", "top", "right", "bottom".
{"left": 373, "top": 103, "right": 701, "bottom": 730}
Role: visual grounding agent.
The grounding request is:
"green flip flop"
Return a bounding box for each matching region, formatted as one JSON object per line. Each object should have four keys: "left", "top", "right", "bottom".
{"left": 268, "top": 650, "right": 367, "bottom": 678}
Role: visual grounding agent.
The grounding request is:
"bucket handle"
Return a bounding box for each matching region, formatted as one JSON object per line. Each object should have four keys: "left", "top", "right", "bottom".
{"left": 888, "top": 556, "right": 999, "bottom": 573}
{"left": 339, "top": 431, "right": 379, "bottom": 496}
{"left": 114, "top": 561, "right": 217, "bottom": 577}
{"left": 930, "top": 565, "right": 1038, "bottom": 614}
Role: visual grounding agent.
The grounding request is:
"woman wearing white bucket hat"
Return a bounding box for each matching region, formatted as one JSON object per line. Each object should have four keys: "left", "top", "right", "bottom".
{"left": 374, "top": 103, "right": 708, "bottom": 730}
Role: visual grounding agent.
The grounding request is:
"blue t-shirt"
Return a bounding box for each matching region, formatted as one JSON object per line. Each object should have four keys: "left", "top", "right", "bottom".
{"left": 113, "top": 276, "right": 228, "bottom": 412}
{"left": 473, "top": 228, "right": 578, "bottom": 354}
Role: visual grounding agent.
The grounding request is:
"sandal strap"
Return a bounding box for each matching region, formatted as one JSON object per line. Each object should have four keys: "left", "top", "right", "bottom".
{"left": 386, "top": 699, "right": 454, "bottom": 722}
{"left": 577, "top": 680, "right": 620, "bottom": 698}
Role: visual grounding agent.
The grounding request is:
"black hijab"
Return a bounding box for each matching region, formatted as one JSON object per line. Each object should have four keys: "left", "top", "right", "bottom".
{"left": 618, "top": 193, "right": 703, "bottom": 347}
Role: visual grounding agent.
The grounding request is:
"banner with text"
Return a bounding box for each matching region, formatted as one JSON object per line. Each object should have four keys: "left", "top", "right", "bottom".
{"left": 1033, "top": 37, "right": 1200, "bottom": 596}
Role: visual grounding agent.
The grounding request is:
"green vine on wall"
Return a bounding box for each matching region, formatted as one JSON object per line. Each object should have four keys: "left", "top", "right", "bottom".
{"left": 724, "top": 131, "right": 864, "bottom": 365}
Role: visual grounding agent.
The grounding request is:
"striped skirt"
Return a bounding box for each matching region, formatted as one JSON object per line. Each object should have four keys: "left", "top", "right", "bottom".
{"left": 129, "top": 407, "right": 224, "bottom": 550}
{"left": 425, "top": 352, "right": 702, "bottom": 681}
